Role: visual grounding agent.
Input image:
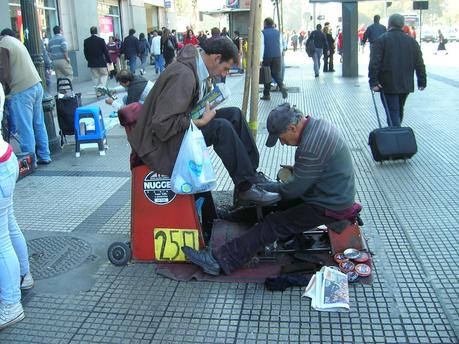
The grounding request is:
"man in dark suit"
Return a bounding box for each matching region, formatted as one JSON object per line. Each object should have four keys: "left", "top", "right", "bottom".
{"left": 84, "top": 26, "right": 111, "bottom": 94}
{"left": 369, "top": 13, "right": 426, "bottom": 127}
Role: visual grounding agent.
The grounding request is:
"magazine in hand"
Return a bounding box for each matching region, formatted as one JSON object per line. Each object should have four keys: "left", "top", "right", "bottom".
{"left": 190, "top": 83, "right": 230, "bottom": 119}
{"left": 303, "top": 266, "right": 350, "bottom": 312}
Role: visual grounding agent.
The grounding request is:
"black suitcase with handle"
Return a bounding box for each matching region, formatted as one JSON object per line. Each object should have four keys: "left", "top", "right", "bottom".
{"left": 368, "top": 91, "right": 417, "bottom": 162}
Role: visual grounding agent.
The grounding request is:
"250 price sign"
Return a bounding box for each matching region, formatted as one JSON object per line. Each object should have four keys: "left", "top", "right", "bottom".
{"left": 153, "top": 228, "right": 200, "bottom": 261}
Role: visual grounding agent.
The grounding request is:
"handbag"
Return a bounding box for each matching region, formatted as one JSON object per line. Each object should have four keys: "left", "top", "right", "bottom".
{"left": 259, "top": 66, "right": 272, "bottom": 84}
{"left": 171, "top": 121, "right": 217, "bottom": 194}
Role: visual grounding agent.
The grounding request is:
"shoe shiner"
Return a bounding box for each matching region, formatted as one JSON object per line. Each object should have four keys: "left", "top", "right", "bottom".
{"left": 128, "top": 38, "right": 280, "bottom": 206}
{"left": 0, "top": 83, "right": 34, "bottom": 330}
{"left": 104, "top": 69, "right": 153, "bottom": 111}
{"left": 182, "top": 103, "right": 357, "bottom": 276}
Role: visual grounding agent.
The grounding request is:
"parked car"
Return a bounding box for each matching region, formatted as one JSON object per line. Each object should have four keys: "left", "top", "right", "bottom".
{"left": 445, "top": 29, "right": 458, "bottom": 42}
{"left": 421, "top": 30, "right": 436, "bottom": 43}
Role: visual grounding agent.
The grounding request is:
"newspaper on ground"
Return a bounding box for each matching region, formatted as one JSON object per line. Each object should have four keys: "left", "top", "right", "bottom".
{"left": 190, "top": 83, "right": 231, "bottom": 119}
{"left": 303, "top": 266, "right": 350, "bottom": 312}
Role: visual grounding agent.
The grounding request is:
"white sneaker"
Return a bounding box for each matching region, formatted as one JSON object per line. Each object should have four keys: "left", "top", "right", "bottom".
{"left": 20, "top": 272, "right": 34, "bottom": 290}
{"left": 0, "top": 302, "right": 25, "bottom": 330}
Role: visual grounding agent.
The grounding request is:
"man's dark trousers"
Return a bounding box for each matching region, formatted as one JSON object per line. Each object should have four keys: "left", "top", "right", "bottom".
{"left": 262, "top": 57, "right": 284, "bottom": 96}
{"left": 213, "top": 202, "right": 336, "bottom": 274}
{"left": 381, "top": 93, "right": 408, "bottom": 127}
{"left": 200, "top": 107, "right": 259, "bottom": 188}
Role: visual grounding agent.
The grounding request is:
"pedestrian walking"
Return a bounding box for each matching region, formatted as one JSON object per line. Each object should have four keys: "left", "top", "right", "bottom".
{"left": 183, "top": 29, "right": 198, "bottom": 46}
{"left": 261, "top": 17, "right": 288, "bottom": 100}
{"left": 150, "top": 31, "right": 164, "bottom": 74}
{"left": 362, "top": 15, "right": 387, "bottom": 50}
{"left": 107, "top": 36, "right": 120, "bottom": 79}
{"left": 161, "top": 29, "right": 175, "bottom": 67}
{"left": 434, "top": 30, "right": 448, "bottom": 55}
{"left": 323, "top": 27, "right": 335, "bottom": 72}
{"left": 291, "top": 31, "right": 298, "bottom": 51}
{"left": 121, "top": 29, "right": 140, "bottom": 74}
{"left": 138, "top": 33, "right": 150, "bottom": 75}
{"left": 197, "top": 31, "right": 207, "bottom": 48}
{"left": 47, "top": 25, "right": 74, "bottom": 81}
{"left": 305, "top": 24, "right": 328, "bottom": 78}
{"left": 0, "top": 83, "right": 34, "bottom": 330}
{"left": 83, "top": 26, "right": 111, "bottom": 93}
{"left": 0, "top": 28, "right": 52, "bottom": 164}
{"left": 369, "top": 13, "right": 427, "bottom": 127}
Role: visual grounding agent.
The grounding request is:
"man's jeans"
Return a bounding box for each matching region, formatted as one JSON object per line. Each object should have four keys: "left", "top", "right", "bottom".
{"left": 0, "top": 154, "right": 30, "bottom": 304}
{"left": 6, "top": 83, "right": 51, "bottom": 162}
{"left": 381, "top": 93, "right": 409, "bottom": 127}
{"left": 312, "top": 48, "right": 323, "bottom": 76}
{"left": 154, "top": 54, "right": 165, "bottom": 73}
{"left": 128, "top": 56, "right": 137, "bottom": 73}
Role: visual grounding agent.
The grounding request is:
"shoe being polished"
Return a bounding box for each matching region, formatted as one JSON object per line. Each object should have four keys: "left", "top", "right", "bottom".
{"left": 237, "top": 184, "right": 281, "bottom": 206}
{"left": 181, "top": 246, "right": 220, "bottom": 276}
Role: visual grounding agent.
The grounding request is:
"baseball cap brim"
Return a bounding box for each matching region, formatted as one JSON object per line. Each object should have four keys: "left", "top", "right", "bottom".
{"left": 266, "top": 133, "right": 279, "bottom": 147}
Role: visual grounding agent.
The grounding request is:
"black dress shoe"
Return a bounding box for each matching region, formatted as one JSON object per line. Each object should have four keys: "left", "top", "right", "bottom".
{"left": 237, "top": 184, "right": 281, "bottom": 206}
{"left": 250, "top": 171, "right": 273, "bottom": 184}
{"left": 37, "top": 160, "right": 52, "bottom": 165}
{"left": 181, "top": 246, "right": 221, "bottom": 276}
{"left": 260, "top": 95, "right": 271, "bottom": 100}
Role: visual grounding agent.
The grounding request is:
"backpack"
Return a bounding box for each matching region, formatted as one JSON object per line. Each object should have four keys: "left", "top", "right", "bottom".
{"left": 306, "top": 36, "right": 315, "bottom": 57}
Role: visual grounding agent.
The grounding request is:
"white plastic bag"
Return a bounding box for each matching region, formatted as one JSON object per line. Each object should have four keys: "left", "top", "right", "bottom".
{"left": 171, "top": 121, "right": 216, "bottom": 194}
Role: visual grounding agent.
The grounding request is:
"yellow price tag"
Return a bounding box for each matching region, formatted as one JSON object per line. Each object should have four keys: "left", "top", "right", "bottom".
{"left": 154, "top": 228, "right": 200, "bottom": 261}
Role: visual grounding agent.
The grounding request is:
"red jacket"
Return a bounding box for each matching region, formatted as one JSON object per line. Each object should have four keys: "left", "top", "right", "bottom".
{"left": 183, "top": 36, "right": 198, "bottom": 46}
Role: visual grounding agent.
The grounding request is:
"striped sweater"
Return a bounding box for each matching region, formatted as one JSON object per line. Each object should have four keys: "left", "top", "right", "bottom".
{"left": 279, "top": 117, "right": 355, "bottom": 211}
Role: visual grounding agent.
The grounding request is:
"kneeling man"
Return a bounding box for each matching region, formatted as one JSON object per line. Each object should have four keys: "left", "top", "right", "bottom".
{"left": 182, "top": 103, "right": 356, "bottom": 275}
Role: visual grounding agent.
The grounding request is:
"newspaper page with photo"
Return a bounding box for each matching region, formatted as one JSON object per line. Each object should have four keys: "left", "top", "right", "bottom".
{"left": 303, "top": 266, "right": 350, "bottom": 312}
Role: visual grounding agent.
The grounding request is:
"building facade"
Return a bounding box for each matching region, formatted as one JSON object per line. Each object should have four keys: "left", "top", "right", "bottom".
{"left": 3, "top": 0, "right": 171, "bottom": 81}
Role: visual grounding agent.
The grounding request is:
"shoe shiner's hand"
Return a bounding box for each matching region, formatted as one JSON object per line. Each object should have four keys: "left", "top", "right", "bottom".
{"left": 278, "top": 165, "right": 293, "bottom": 182}
{"left": 193, "top": 102, "right": 216, "bottom": 128}
{"left": 105, "top": 98, "right": 114, "bottom": 105}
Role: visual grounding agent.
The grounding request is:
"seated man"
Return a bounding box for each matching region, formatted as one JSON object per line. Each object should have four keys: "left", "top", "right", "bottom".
{"left": 128, "top": 38, "right": 279, "bottom": 205}
{"left": 105, "top": 69, "right": 153, "bottom": 110}
{"left": 182, "top": 103, "right": 356, "bottom": 275}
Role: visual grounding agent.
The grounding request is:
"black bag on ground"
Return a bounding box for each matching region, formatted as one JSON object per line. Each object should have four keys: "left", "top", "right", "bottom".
{"left": 368, "top": 90, "right": 417, "bottom": 162}
{"left": 259, "top": 66, "right": 272, "bottom": 84}
{"left": 55, "top": 78, "right": 82, "bottom": 138}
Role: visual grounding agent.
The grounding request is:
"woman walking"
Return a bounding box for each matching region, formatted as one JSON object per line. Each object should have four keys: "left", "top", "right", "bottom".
{"left": 435, "top": 30, "right": 448, "bottom": 55}
{"left": 138, "top": 33, "right": 151, "bottom": 75}
{"left": 161, "top": 29, "right": 175, "bottom": 67}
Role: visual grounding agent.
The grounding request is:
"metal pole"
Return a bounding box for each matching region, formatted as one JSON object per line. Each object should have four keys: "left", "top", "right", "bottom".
{"left": 20, "top": 0, "right": 45, "bottom": 86}
{"left": 20, "top": 0, "right": 61, "bottom": 153}
{"left": 419, "top": 9, "right": 422, "bottom": 48}
{"left": 249, "top": 0, "right": 263, "bottom": 139}
{"left": 276, "top": 0, "right": 281, "bottom": 32}
{"left": 242, "top": 0, "right": 257, "bottom": 118}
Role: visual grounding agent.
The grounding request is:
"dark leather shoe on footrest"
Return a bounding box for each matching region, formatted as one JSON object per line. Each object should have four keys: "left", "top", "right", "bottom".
{"left": 181, "top": 246, "right": 220, "bottom": 276}
{"left": 237, "top": 185, "right": 281, "bottom": 206}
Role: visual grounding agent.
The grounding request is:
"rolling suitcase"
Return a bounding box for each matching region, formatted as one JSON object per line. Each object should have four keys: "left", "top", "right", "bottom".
{"left": 368, "top": 91, "right": 417, "bottom": 162}
{"left": 55, "top": 78, "right": 82, "bottom": 145}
